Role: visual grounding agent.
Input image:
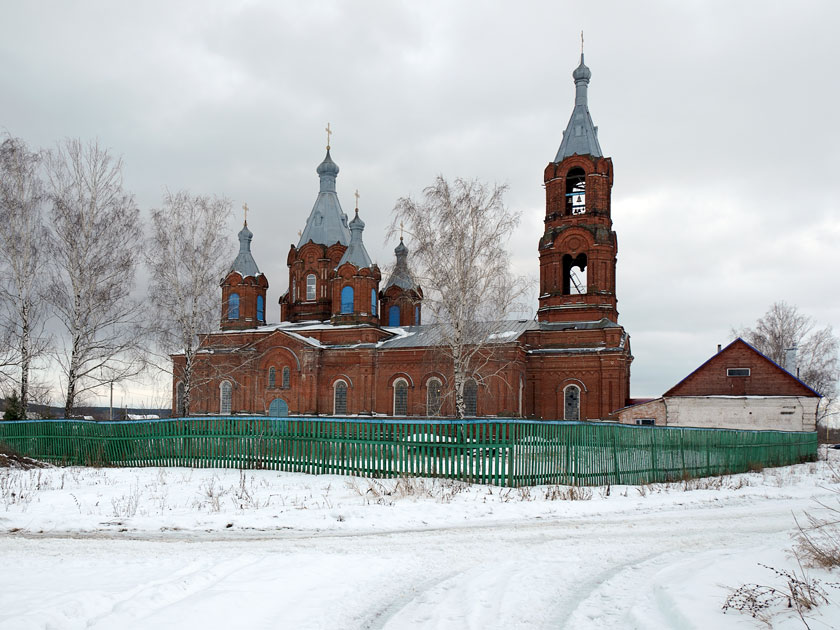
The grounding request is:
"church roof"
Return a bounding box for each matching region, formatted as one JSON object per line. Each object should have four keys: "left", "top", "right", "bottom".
{"left": 337, "top": 209, "right": 373, "bottom": 268}
{"left": 554, "top": 53, "right": 603, "bottom": 162}
{"left": 384, "top": 238, "right": 418, "bottom": 291}
{"left": 297, "top": 149, "right": 351, "bottom": 248}
{"left": 229, "top": 222, "right": 261, "bottom": 278}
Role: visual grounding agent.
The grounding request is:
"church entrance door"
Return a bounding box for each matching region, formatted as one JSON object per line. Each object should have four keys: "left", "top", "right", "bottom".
{"left": 268, "top": 398, "right": 289, "bottom": 417}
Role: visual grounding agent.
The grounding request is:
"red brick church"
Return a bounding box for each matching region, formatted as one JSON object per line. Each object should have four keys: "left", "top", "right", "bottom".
{"left": 172, "top": 53, "right": 633, "bottom": 420}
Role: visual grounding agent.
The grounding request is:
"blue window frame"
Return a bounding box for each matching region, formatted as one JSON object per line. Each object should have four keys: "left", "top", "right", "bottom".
{"left": 257, "top": 295, "right": 265, "bottom": 321}
{"left": 415, "top": 305, "right": 420, "bottom": 325}
{"left": 341, "top": 286, "right": 354, "bottom": 314}
{"left": 228, "top": 293, "right": 239, "bottom": 319}
{"left": 371, "top": 289, "right": 377, "bottom": 315}
{"left": 389, "top": 305, "right": 400, "bottom": 326}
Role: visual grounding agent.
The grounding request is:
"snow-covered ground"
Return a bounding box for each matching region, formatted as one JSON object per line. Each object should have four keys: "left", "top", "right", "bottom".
{"left": 2, "top": 452, "right": 840, "bottom": 629}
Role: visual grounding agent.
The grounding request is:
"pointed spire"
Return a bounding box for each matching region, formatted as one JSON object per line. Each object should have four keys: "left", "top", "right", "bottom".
{"left": 554, "top": 47, "right": 602, "bottom": 162}
{"left": 338, "top": 203, "right": 372, "bottom": 268}
{"left": 385, "top": 237, "right": 416, "bottom": 291}
{"left": 229, "top": 217, "right": 261, "bottom": 278}
{"left": 297, "top": 135, "right": 351, "bottom": 248}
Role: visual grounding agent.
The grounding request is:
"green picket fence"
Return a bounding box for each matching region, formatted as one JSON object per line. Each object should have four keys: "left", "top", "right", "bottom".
{"left": 0, "top": 417, "right": 817, "bottom": 487}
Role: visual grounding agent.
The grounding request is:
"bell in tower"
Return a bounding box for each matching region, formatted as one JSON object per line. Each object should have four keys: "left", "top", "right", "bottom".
{"left": 538, "top": 50, "right": 618, "bottom": 324}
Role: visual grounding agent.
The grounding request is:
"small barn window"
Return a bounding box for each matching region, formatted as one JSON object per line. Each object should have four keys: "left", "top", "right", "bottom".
{"left": 341, "top": 286, "right": 354, "bottom": 314}
{"left": 464, "top": 378, "right": 478, "bottom": 417}
{"left": 228, "top": 293, "right": 240, "bottom": 319}
{"left": 257, "top": 295, "right": 265, "bottom": 322}
{"left": 389, "top": 305, "right": 400, "bottom": 326}
{"left": 282, "top": 366, "right": 290, "bottom": 388}
{"left": 393, "top": 378, "right": 408, "bottom": 416}
{"left": 427, "top": 378, "right": 442, "bottom": 416}
{"left": 268, "top": 367, "right": 276, "bottom": 389}
{"left": 727, "top": 368, "right": 751, "bottom": 377}
{"left": 334, "top": 380, "right": 348, "bottom": 415}
{"left": 220, "top": 381, "right": 232, "bottom": 415}
{"left": 564, "top": 384, "right": 580, "bottom": 421}
{"left": 306, "top": 274, "right": 316, "bottom": 301}
{"left": 635, "top": 418, "right": 655, "bottom": 426}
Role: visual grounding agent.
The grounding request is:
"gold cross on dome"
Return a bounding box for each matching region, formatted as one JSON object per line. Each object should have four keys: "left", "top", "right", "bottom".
{"left": 400, "top": 221, "right": 404, "bottom": 240}
{"left": 325, "top": 122, "right": 332, "bottom": 150}
{"left": 354, "top": 189, "right": 360, "bottom": 210}
{"left": 242, "top": 202, "right": 249, "bottom": 226}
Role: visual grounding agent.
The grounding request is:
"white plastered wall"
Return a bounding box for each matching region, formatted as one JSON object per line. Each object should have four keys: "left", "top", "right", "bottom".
{"left": 663, "top": 396, "right": 818, "bottom": 432}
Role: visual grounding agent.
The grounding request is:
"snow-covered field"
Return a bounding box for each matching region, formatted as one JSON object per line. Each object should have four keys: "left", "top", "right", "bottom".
{"left": 2, "top": 451, "right": 840, "bottom": 629}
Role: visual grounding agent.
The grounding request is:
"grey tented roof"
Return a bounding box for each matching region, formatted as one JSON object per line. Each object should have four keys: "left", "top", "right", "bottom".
{"left": 297, "top": 149, "right": 351, "bottom": 248}
{"left": 337, "top": 210, "right": 373, "bottom": 268}
{"left": 554, "top": 53, "right": 603, "bottom": 162}
{"left": 229, "top": 223, "right": 261, "bottom": 277}
{"left": 384, "top": 238, "right": 418, "bottom": 291}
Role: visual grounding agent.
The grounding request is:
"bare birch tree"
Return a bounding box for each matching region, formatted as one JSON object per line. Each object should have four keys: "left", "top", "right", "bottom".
{"left": 45, "top": 139, "right": 143, "bottom": 417}
{"left": 0, "top": 135, "right": 50, "bottom": 414}
{"left": 735, "top": 301, "right": 839, "bottom": 397}
{"left": 145, "top": 190, "right": 232, "bottom": 416}
{"left": 392, "top": 176, "right": 528, "bottom": 418}
{"left": 735, "top": 301, "right": 839, "bottom": 424}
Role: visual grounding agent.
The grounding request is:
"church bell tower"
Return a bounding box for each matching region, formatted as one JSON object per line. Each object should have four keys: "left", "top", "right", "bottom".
{"left": 537, "top": 52, "right": 618, "bottom": 324}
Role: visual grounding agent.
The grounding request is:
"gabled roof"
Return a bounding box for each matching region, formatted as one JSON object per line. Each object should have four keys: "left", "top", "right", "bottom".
{"left": 663, "top": 338, "right": 821, "bottom": 398}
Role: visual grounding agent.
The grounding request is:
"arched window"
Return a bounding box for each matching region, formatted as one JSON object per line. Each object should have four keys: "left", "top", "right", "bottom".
{"left": 282, "top": 366, "right": 290, "bottom": 388}
{"left": 371, "top": 288, "right": 377, "bottom": 316}
{"left": 292, "top": 277, "right": 297, "bottom": 301}
{"left": 220, "top": 381, "right": 232, "bottom": 415}
{"left": 176, "top": 381, "right": 185, "bottom": 417}
{"left": 562, "top": 253, "right": 587, "bottom": 295}
{"left": 565, "top": 166, "right": 586, "bottom": 215}
{"left": 389, "top": 305, "right": 400, "bottom": 326}
{"left": 268, "top": 367, "right": 276, "bottom": 389}
{"left": 341, "top": 286, "right": 354, "bottom": 314}
{"left": 228, "top": 293, "right": 240, "bottom": 319}
{"left": 564, "top": 384, "right": 580, "bottom": 421}
{"left": 427, "top": 378, "right": 442, "bottom": 416}
{"left": 464, "top": 378, "right": 478, "bottom": 417}
{"left": 414, "top": 305, "right": 420, "bottom": 325}
{"left": 306, "top": 274, "right": 316, "bottom": 301}
{"left": 257, "top": 295, "right": 265, "bottom": 322}
{"left": 393, "top": 378, "right": 408, "bottom": 416}
{"left": 334, "top": 380, "right": 348, "bottom": 415}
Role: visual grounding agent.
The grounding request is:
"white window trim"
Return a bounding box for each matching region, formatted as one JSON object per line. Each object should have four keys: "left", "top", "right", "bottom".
{"left": 727, "top": 367, "right": 751, "bottom": 377}
{"left": 306, "top": 274, "right": 317, "bottom": 302}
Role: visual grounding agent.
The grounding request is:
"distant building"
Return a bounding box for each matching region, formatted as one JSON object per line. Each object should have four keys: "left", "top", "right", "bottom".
{"left": 617, "top": 339, "right": 820, "bottom": 431}
{"left": 172, "top": 53, "right": 633, "bottom": 420}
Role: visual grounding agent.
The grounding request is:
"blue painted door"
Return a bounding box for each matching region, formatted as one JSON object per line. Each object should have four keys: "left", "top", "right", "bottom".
{"left": 268, "top": 398, "right": 289, "bottom": 417}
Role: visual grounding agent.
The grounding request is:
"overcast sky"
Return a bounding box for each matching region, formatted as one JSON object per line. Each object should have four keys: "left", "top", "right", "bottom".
{"left": 2, "top": 1, "right": 838, "bottom": 407}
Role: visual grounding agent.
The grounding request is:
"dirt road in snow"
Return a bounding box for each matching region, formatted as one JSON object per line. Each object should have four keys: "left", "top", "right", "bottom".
{"left": 1, "top": 493, "right": 831, "bottom": 629}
